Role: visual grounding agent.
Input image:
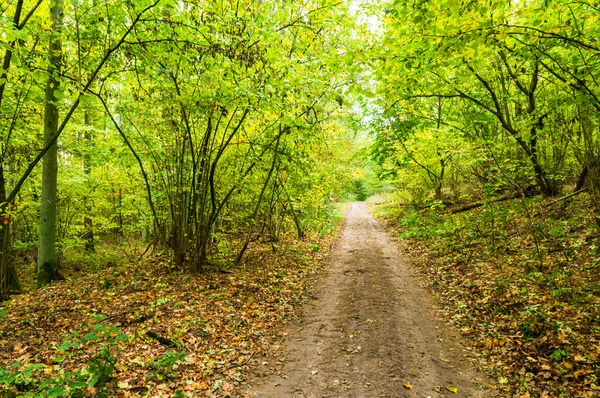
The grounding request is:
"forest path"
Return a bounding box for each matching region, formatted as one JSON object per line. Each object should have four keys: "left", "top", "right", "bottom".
{"left": 246, "top": 202, "right": 491, "bottom": 397}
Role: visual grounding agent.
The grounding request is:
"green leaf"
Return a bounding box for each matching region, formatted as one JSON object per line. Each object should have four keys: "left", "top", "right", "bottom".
{"left": 80, "top": 94, "right": 94, "bottom": 105}
{"left": 53, "top": 89, "right": 65, "bottom": 100}
{"left": 84, "top": 332, "right": 99, "bottom": 341}
{"left": 87, "top": 371, "right": 100, "bottom": 387}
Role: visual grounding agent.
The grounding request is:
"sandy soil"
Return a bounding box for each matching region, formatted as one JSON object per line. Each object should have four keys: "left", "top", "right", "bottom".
{"left": 246, "top": 202, "right": 493, "bottom": 397}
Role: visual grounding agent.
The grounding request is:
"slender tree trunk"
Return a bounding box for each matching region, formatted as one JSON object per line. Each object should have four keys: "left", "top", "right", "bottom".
{"left": 287, "top": 198, "right": 304, "bottom": 239}
{"left": 37, "top": 0, "right": 63, "bottom": 288}
{"left": 234, "top": 130, "right": 282, "bottom": 264}
{"left": 115, "top": 187, "right": 124, "bottom": 246}
{"left": 82, "top": 108, "right": 94, "bottom": 251}
{"left": 435, "top": 99, "right": 444, "bottom": 200}
{"left": 0, "top": 0, "right": 24, "bottom": 112}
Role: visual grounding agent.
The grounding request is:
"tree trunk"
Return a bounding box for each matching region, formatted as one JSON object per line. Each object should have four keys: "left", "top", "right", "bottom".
{"left": 0, "top": 165, "right": 20, "bottom": 300}
{"left": 234, "top": 130, "right": 282, "bottom": 265}
{"left": 0, "top": 1, "right": 25, "bottom": 300}
{"left": 0, "top": 0, "right": 24, "bottom": 110}
{"left": 288, "top": 198, "right": 304, "bottom": 239}
{"left": 115, "top": 188, "right": 124, "bottom": 246}
{"left": 82, "top": 108, "right": 94, "bottom": 252}
{"left": 528, "top": 123, "right": 557, "bottom": 196}
{"left": 435, "top": 156, "right": 445, "bottom": 200}
{"left": 578, "top": 103, "right": 600, "bottom": 226}
{"left": 37, "top": 0, "right": 63, "bottom": 288}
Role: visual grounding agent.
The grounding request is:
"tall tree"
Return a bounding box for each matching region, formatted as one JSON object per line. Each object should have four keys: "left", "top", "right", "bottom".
{"left": 37, "top": 0, "right": 64, "bottom": 287}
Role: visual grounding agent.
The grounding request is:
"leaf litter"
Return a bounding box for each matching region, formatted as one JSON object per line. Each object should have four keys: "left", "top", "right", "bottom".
{"left": 0, "top": 233, "right": 337, "bottom": 397}
{"left": 380, "top": 195, "right": 600, "bottom": 397}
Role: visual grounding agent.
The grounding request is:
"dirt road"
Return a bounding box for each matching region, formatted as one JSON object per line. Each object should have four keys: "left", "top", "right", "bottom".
{"left": 247, "top": 202, "right": 491, "bottom": 397}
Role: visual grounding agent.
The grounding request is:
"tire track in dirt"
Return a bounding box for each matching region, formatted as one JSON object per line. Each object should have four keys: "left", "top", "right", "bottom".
{"left": 247, "top": 202, "right": 493, "bottom": 397}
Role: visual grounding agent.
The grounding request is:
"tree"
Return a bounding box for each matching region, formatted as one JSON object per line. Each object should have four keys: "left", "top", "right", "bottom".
{"left": 373, "top": 0, "right": 600, "bottom": 202}
{"left": 0, "top": 0, "right": 362, "bottom": 299}
{"left": 0, "top": 0, "right": 159, "bottom": 298}
{"left": 37, "top": 0, "right": 64, "bottom": 287}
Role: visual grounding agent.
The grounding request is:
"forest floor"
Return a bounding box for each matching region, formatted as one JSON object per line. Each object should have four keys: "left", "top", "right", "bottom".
{"left": 369, "top": 193, "right": 600, "bottom": 397}
{"left": 0, "top": 222, "right": 340, "bottom": 397}
{"left": 246, "top": 202, "right": 495, "bottom": 397}
{"left": 11, "top": 196, "right": 598, "bottom": 397}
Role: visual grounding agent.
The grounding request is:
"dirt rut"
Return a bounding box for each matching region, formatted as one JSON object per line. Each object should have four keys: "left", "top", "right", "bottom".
{"left": 247, "top": 202, "right": 491, "bottom": 397}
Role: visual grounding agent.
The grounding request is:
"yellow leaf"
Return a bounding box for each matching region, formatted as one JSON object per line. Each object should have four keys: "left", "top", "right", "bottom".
{"left": 562, "top": 361, "right": 574, "bottom": 370}
{"left": 446, "top": 386, "right": 458, "bottom": 393}
{"left": 403, "top": 381, "right": 413, "bottom": 389}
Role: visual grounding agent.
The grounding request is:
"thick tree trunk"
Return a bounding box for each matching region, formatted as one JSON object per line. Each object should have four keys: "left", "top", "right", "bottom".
{"left": 37, "top": 0, "right": 63, "bottom": 288}
{"left": 0, "top": 165, "right": 20, "bottom": 300}
{"left": 0, "top": 223, "right": 20, "bottom": 293}
{"left": 0, "top": 1, "right": 26, "bottom": 300}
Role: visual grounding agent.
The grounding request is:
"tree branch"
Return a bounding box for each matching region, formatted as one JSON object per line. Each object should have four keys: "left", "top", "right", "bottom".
{"left": 5, "top": 0, "right": 160, "bottom": 204}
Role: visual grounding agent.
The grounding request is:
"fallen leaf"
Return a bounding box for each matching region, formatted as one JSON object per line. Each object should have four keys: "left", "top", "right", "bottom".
{"left": 403, "top": 381, "right": 413, "bottom": 390}
{"left": 446, "top": 386, "right": 458, "bottom": 393}
{"left": 562, "top": 361, "right": 574, "bottom": 370}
